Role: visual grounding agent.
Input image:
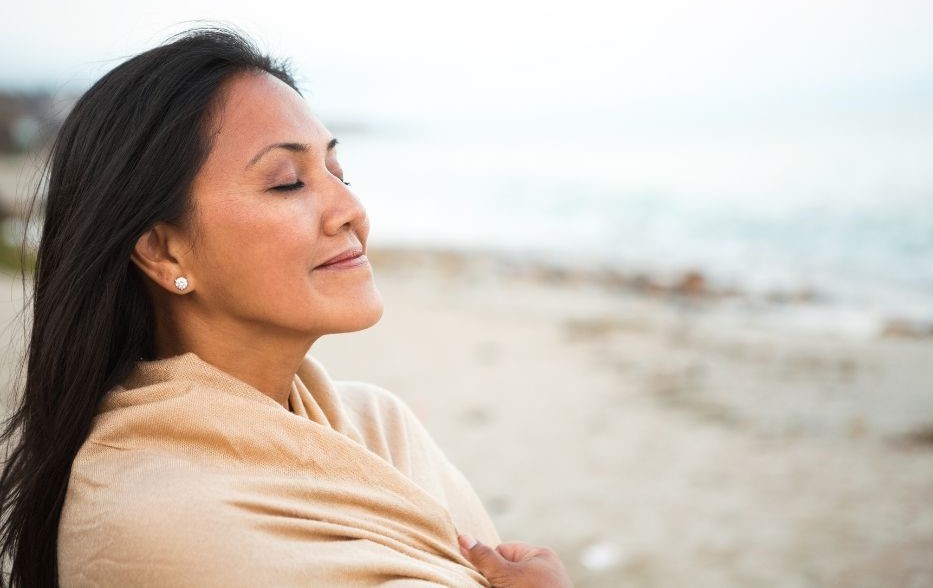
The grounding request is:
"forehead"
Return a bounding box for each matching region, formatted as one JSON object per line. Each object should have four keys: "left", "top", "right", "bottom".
{"left": 207, "top": 72, "right": 329, "bottom": 165}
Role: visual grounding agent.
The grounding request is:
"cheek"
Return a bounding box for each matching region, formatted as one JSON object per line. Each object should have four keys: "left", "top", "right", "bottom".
{"left": 195, "top": 197, "right": 320, "bottom": 292}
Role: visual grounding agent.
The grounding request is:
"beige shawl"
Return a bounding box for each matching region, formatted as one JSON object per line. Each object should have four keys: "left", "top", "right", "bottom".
{"left": 58, "top": 352, "right": 500, "bottom": 587}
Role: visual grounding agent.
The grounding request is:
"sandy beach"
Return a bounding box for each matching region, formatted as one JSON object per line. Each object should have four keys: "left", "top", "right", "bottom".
{"left": 2, "top": 248, "right": 932, "bottom": 587}
{"left": 312, "top": 248, "right": 933, "bottom": 588}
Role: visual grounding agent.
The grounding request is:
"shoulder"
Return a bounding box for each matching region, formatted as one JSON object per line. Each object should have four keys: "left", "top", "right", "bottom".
{"left": 330, "top": 380, "right": 442, "bottom": 471}
{"left": 336, "top": 379, "right": 421, "bottom": 424}
{"left": 59, "top": 449, "right": 244, "bottom": 586}
{"left": 334, "top": 379, "right": 445, "bottom": 456}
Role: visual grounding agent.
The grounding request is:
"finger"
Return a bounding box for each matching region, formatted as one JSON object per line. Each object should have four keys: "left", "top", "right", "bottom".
{"left": 458, "top": 534, "right": 511, "bottom": 577}
{"left": 494, "top": 541, "right": 540, "bottom": 562}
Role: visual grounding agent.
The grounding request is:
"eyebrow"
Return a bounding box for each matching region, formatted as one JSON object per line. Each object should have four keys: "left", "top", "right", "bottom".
{"left": 246, "top": 137, "right": 339, "bottom": 169}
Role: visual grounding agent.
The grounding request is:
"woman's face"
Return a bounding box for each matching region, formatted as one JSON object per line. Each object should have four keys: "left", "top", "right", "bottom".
{"left": 179, "top": 72, "right": 383, "bottom": 341}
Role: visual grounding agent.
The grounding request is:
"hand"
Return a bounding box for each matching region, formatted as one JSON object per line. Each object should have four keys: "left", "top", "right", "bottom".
{"left": 458, "top": 534, "right": 574, "bottom": 588}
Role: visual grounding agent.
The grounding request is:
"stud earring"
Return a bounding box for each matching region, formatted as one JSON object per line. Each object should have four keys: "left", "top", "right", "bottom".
{"left": 174, "top": 277, "right": 189, "bottom": 291}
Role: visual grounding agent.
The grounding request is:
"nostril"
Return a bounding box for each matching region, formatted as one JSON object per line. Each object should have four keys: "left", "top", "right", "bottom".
{"left": 321, "top": 194, "right": 367, "bottom": 237}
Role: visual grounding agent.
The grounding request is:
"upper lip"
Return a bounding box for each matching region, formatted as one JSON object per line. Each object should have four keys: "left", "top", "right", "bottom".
{"left": 317, "top": 246, "right": 364, "bottom": 267}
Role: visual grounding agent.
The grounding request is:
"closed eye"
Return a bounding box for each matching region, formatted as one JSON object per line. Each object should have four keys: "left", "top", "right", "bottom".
{"left": 271, "top": 180, "right": 305, "bottom": 192}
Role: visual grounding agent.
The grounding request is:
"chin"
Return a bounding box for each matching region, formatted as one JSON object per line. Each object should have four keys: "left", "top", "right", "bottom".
{"left": 346, "top": 303, "right": 384, "bottom": 333}
{"left": 330, "top": 289, "right": 384, "bottom": 334}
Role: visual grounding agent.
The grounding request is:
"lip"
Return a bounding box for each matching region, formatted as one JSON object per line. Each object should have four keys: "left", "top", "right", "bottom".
{"left": 316, "top": 246, "right": 368, "bottom": 270}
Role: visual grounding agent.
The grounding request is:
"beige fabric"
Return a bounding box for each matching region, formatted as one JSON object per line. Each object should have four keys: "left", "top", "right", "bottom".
{"left": 58, "top": 352, "right": 500, "bottom": 587}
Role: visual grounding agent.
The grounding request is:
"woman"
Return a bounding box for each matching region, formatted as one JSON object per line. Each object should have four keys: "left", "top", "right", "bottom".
{"left": 0, "top": 28, "right": 572, "bottom": 587}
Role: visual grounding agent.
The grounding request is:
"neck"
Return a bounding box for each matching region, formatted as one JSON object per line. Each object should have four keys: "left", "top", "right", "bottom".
{"left": 152, "top": 311, "right": 315, "bottom": 409}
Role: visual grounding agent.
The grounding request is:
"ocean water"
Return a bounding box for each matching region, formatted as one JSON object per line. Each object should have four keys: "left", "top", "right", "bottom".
{"left": 336, "top": 115, "right": 933, "bottom": 332}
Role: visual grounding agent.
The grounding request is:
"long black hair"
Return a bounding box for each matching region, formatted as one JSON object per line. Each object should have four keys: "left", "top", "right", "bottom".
{"left": 0, "top": 27, "right": 298, "bottom": 587}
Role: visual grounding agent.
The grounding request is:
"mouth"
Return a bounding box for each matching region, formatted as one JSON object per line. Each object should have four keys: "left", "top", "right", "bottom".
{"left": 316, "top": 246, "right": 369, "bottom": 270}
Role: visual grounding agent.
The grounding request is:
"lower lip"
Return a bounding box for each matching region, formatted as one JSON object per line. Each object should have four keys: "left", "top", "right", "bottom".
{"left": 317, "top": 254, "right": 369, "bottom": 270}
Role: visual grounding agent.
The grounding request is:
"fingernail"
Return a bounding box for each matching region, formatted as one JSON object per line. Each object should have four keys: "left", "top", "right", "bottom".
{"left": 458, "top": 534, "right": 477, "bottom": 551}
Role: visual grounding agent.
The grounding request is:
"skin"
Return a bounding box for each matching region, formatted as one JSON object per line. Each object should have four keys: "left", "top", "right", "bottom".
{"left": 131, "top": 71, "right": 572, "bottom": 586}
{"left": 459, "top": 535, "right": 574, "bottom": 588}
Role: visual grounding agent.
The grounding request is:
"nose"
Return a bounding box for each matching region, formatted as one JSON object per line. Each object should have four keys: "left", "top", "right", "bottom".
{"left": 320, "top": 179, "right": 368, "bottom": 238}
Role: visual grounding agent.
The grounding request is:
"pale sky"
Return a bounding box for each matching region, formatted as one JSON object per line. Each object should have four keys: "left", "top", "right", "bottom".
{"left": 2, "top": 0, "right": 932, "bottom": 124}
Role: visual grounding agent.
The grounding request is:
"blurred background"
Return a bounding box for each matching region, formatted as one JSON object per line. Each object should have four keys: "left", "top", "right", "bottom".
{"left": 1, "top": 1, "right": 931, "bottom": 586}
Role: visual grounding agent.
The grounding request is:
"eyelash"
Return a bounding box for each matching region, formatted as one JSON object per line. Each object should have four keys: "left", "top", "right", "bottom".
{"left": 271, "top": 178, "right": 351, "bottom": 192}
{"left": 271, "top": 180, "right": 305, "bottom": 192}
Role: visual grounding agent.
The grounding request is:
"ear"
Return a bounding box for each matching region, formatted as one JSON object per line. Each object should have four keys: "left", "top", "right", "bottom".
{"left": 130, "top": 224, "right": 194, "bottom": 294}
